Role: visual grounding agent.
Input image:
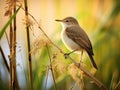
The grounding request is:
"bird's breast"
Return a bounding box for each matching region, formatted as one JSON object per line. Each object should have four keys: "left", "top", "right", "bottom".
{"left": 61, "top": 29, "right": 80, "bottom": 51}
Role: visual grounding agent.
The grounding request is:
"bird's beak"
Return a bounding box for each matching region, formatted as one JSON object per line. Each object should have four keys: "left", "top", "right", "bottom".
{"left": 55, "top": 19, "right": 63, "bottom": 22}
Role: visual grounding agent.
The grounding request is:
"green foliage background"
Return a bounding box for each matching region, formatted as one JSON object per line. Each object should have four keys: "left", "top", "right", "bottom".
{"left": 0, "top": 0, "right": 120, "bottom": 90}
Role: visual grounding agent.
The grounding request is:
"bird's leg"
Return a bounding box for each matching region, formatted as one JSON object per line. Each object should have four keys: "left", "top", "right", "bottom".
{"left": 80, "top": 50, "right": 83, "bottom": 63}
{"left": 66, "top": 49, "right": 78, "bottom": 55}
{"left": 64, "top": 49, "right": 78, "bottom": 59}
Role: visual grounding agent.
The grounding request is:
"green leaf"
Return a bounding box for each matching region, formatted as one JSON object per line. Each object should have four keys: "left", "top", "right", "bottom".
{"left": 0, "top": 5, "right": 21, "bottom": 39}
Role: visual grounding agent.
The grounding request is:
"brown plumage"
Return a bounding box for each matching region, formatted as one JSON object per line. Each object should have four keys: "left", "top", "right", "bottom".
{"left": 65, "top": 26, "right": 98, "bottom": 69}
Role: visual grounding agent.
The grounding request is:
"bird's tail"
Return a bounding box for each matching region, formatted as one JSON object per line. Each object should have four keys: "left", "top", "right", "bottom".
{"left": 87, "top": 52, "right": 98, "bottom": 70}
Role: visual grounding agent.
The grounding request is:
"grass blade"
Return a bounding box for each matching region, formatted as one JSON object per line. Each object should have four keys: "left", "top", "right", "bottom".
{"left": 0, "top": 5, "right": 21, "bottom": 39}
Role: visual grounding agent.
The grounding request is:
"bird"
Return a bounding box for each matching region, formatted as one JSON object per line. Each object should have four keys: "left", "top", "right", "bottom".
{"left": 55, "top": 17, "right": 98, "bottom": 69}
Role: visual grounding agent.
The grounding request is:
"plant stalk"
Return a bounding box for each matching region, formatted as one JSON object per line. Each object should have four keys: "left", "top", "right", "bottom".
{"left": 24, "top": 0, "right": 33, "bottom": 90}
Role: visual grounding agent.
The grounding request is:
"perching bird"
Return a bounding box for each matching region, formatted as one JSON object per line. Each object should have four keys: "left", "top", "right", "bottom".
{"left": 56, "top": 17, "right": 98, "bottom": 69}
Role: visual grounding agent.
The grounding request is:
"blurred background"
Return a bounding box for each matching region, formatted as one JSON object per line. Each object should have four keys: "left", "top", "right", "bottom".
{"left": 0, "top": 0, "right": 120, "bottom": 90}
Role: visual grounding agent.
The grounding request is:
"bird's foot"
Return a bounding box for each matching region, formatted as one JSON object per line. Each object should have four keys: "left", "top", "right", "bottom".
{"left": 64, "top": 49, "right": 78, "bottom": 59}
{"left": 64, "top": 53, "right": 70, "bottom": 59}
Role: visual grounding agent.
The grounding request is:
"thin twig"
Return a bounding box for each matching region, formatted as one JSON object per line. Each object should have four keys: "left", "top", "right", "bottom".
{"left": 20, "top": 7, "right": 63, "bottom": 53}
{"left": 0, "top": 46, "right": 9, "bottom": 72}
{"left": 46, "top": 45, "right": 57, "bottom": 90}
{"left": 24, "top": 0, "right": 33, "bottom": 90}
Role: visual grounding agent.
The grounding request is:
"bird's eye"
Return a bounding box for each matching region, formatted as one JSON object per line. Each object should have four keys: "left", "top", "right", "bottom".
{"left": 66, "top": 20, "right": 69, "bottom": 22}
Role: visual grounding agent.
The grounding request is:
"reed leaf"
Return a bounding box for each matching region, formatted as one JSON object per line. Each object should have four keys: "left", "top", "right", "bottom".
{"left": 0, "top": 5, "right": 21, "bottom": 39}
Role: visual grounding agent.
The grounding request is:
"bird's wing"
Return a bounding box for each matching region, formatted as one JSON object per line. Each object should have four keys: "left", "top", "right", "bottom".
{"left": 65, "top": 26, "right": 94, "bottom": 55}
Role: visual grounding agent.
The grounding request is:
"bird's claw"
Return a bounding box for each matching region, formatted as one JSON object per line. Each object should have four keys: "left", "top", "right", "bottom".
{"left": 64, "top": 53, "right": 70, "bottom": 59}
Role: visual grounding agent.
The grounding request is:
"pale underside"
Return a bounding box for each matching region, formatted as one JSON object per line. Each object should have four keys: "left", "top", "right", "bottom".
{"left": 61, "top": 28, "right": 82, "bottom": 53}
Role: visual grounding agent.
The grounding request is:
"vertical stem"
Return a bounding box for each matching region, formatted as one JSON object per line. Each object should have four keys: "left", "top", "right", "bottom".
{"left": 24, "top": 0, "right": 33, "bottom": 90}
{"left": 13, "top": 5, "right": 16, "bottom": 90}
{"left": 8, "top": 3, "right": 20, "bottom": 90}
{"left": 9, "top": 11, "right": 14, "bottom": 90}
{"left": 13, "top": 4, "right": 20, "bottom": 90}
{"left": 46, "top": 45, "right": 57, "bottom": 90}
